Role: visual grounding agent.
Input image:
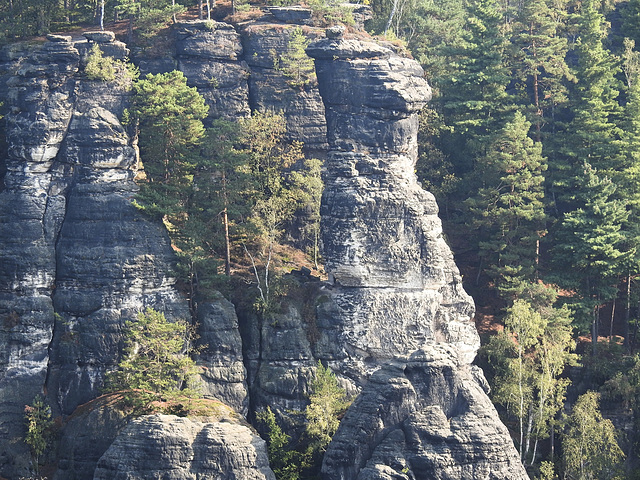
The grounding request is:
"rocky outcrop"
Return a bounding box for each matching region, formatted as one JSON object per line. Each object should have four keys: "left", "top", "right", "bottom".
{"left": 54, "top": 394, "right": 271, "bottom": 480}
{"left": 173, "top": 21, "right": 251, "bottom": 122}
{"left": 196, "top": 293, "right": 248, "bottom": 415}
{"left": 240, "top": 22, "right": 327, "bottom": 153}
{"left": 307, "top": 36, "right": 528, "bottom": 478}
{"left": 93, "top": 413, "right": 275, "bottom": 480}
{"left": 0, "top": 35, "right": 207, "bottom": 478}
{"left": 307, "top": 37, "right": 478, "bottom": 377}
{"left": 322, "top": 347, "right": 526, "bottom": 480}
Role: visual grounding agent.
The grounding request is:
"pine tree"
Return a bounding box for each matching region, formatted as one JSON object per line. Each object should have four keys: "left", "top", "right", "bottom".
{"left": 439, "top": 0, "right": 511, "bottom": 173}
{"left": 552, "top": 163, "right": 629, "bottom": 353}
{"left": 105, "top": 308, "right": 201, "bottom": 408}
{"left": 465, "top": 111, "right": 547, "bottom": 298}
{"left": 550, "top": 0, "right": 622, "bottom": 212}
{"left": 509, "top": 0, "right": 572, "bottom": 140}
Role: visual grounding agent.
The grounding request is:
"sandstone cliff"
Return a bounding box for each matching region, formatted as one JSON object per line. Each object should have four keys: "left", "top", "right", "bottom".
{"left": 0, "top": 11, "right": 527, "bottom": 480}
{"left": 307, "top": 35, "right": 528, "bottom": 479}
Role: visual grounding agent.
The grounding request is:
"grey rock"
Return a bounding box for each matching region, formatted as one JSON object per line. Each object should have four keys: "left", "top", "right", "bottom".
{"left": 307, "top": 38, "right": 476, "bottom": 372}
{"left": 242, "top": 23, "right": 327, "bottom": 151}
{"left": 326, "top": 25, "right": 345, "bottom": 38}
{"left": 54, "top": 394, "right": 130, "bottom": 480}
{"left": 83, "top": 31, "right": 116, "bottom": 43}
{"left": 0, "top": 35, "right": 190, "bottom": 477}
{"left": 268, "top": 6, "right": 313, "bottom": 24}
{"left": 174, "top": 21, "right": 243, "bottom": 60}
{"left": 196, "top": 293, "right": 248, "bottom": 415}
{"left": 173, "top": 21, "right": 250, "bottom": 121}
{"left": 93, "top": 414, "right": 276, "bottom": 480}
{"left": 308, "top": 37, "right": 527, "bottom": 478}
{"left": 322, "top": 347, "right": 528, "bottom": 480}
{"left": 47, "top": 34, "right": 73, "bottom": 42}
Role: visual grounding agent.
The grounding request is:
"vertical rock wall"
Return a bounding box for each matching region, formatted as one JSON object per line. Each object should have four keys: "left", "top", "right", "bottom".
{"left": 307, "top": 36, "right": 528, "bottom": 479}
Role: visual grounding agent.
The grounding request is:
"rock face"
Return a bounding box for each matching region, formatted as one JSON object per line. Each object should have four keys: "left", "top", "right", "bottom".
{"left": 307, "top": 37, "right": 478, "bottom": 376}
{"left": 93, "top": 414, "right": 275, "bottom": 480}
{"left": 322, "top": 347, "right": 526, "bottom": 480}
{"left": 173, "top": 21, "right": 251, "bottom": 122}
{"left": 196, "top": 293, "right": 249, "bottom": 415}
{"left": 0, "top": 35, "right": 243, "bottom": 478}
{"left": 307, "top": 37, "right": 528, "bottom": 479}
{"left": 0, "top": 14, "right": 526, "bottom": 480}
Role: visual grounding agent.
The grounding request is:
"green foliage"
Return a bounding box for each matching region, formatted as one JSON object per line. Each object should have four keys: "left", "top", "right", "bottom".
{"left": 130, "top": 70, "right": 209, "bottom": 305}
{"left": 464, "top": 111, "right": 547, "bottom": 298}
{"left": 305, "top": 0, "right": 354, "bottom": 26}
{"left": 273, "top": 27, "right": 316, "bottom": 89}
{"left": 562, "top": 391, "right": 624, "bottom": 480}
{"left": 508, "top": 0, "right": 572, "bottom": 137}
{"left": 85, "top": 44, "right": 116, "bottom": 81}
{"left": 482, "top": 293, "right": 577, "bottom": 463}
{"left": 237, "top": 112, "right": 321, "bottom": 311}
{"left": 258, "top": 362, "right": 350, "bottom": 480}
{"left": 116, "top": 0, "right": 185, "bottom": 39}
{"left": 536, "top": 461, "right": 558, "bottom": 480}
{"left": 24, "top": 395, "right": 53, "bottom": 475}
{"left": 85, "top": 44, "right": 138, "bottom": 84}
{"left": 0, "top": 0, "right": 64, "bottom": 39}
{"left": 257, "top": 407, "right": 306, "bottom": 480}
{"left": 304, "top": 361, "right": 350, "bottom": 453}
{"left": 552, "top": 163, "right": 629, "bottom": 335}
{"left": 105, "top": 308, "right": 202, "bottom": 410}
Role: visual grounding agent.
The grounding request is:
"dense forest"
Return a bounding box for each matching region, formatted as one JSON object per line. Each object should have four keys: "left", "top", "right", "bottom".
{"left": 5, "top": 0, "right": 640, "bottom": 478}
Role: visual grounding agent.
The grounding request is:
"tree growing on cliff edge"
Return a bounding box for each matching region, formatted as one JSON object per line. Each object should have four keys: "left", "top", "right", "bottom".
{"left": 105, "top": 308, "right": 202, "bottom": 410}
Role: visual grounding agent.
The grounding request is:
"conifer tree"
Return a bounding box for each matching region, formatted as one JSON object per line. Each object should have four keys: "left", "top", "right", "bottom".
{"left": 509, "top": 0, "right": 572, "bottom": 140}
{"left": 439, "top": 0, "right": 511, "bottom": 172}
{"left": 552, "top": 163, "right": 629, "bottom": 354}
{"left": 550, "top": 0, "right": 622, "bottom": 212}
{"left": 465, "top": 111, "right": 547, "bottom": 297}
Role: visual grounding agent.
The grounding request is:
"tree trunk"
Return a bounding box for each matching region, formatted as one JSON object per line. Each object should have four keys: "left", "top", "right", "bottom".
{"left": 99, "top": 0, "right": 105, "bottom": 31}
{"left": 610, "top": 296, "right": 616, "bottom": 340}
{"left": 625, "top": 272, "right": 631, "bottom": 351}
{"left": 223, "top": 207, "right": 231, "bottom": 276}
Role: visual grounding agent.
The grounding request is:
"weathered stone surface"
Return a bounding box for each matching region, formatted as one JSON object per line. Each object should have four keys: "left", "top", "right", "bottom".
{"left": 308, "top": 37, "right": 526, "bottom": 478}
{"left": 0, "top": 38, "right": 80, "bottom": 478}
{"left": 93, "top": 414, "right": 276, "bottom": 480}
{"left": 268, "top": 6, "right": 313, "bottom": 24}
{"left": 174, "top": 21, "right": 243, "bottom": 60}
{"left": 322, "top": 347, "right": 528, "bottom": 480}
{"left": 83, "top": 31, "right": 116, "bottom": 43}
{"left": 242, "top": 23, "right": 327, "bottom": 152}
{"left": 307, "top": 38, "right": 476, "bottom": 368}
{"left": 173, "top": 21, "right": 250, "bottom": 121}
{"left": 0, "top": 36, "right": 191, "bottom": 478}
{"left": 196, "top": 293, "right": 248, "bottom": 415}
{"left": 54, "top": 395, "right": 130, "bottom": 480}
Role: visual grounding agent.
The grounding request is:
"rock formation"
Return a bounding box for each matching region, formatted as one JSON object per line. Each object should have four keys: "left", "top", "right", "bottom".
{"left": 0, "top": 11, "right": 527, "bottom": 479}
{"left": 307, "top": 36, "right": 528, "bottom": 479}
{"left": 93, "top": 414, "right": 274, "bottom": 480}
{"left": 0, "top": 33, "right": 248, "bottom": 477}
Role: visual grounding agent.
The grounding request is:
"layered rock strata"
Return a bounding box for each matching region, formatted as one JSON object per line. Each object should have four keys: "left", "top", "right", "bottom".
{"left": 307, "top": 36, "right": 528, "bottom": 478}
{"left": 306, "top": 37, "right": 479, "bottom": 376}
{"left": 0, "top": 35, "right": 248, "bottom": 477}
{"left": 93, "top": 414, "right": 275, "bottom": 480}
